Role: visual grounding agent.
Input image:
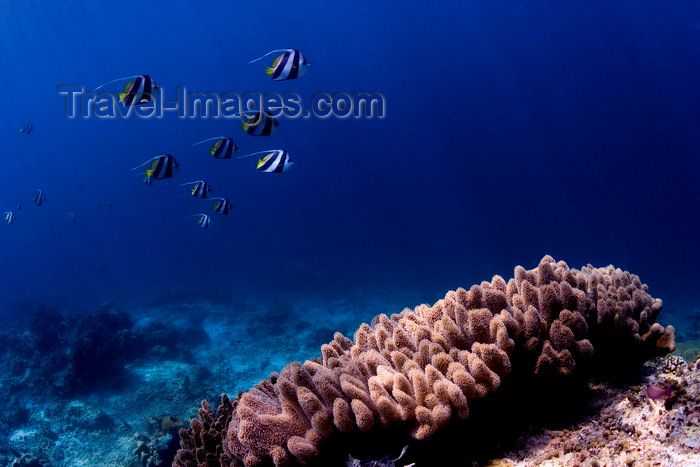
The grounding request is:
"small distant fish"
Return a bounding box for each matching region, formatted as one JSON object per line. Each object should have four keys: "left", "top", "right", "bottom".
{"left": 346, "top": 445, "right": 414, "bottom": 467}
{"left": 211, "top": 197, "right": 233, "bottom": 215}
{"left": 131, "top": 154, "right": 180, "bottom": 184}
{"left": 646, "top": 383, "right": 673, "bottom": 401}
{"left": 15, "top": 202, "right": 22, "bottom": 211}
{"left": 190, "top": 213, "right": 212, "bottom": 228}
{"left": 32, "top": 189, "right": 46, "bottom": 206}
{"left": 193, "top": 136, "right": 239, "bottom": 159}
{"left": 97, "top": 200, "right": 113, "bottom": 210}
{"left": 2, "top": 211, "right": 16, "bottom": 224}
{"left": 19, "top": 124, "right": 33, "bottom": 134}
{"left": 66, "top": 212, "right": 77, "bottom": 222}
{"left": 99, "top": 201, "right": 114, "bottom": 210}
{"left": 249, "top": 49, "right": 310, "bottom": 81}
{"left": 240, "top": 110, "right": 280, "bottom": 136}
{"left": 180, "top": 180, "right": 212, "bottom": 199}
{"left": 239, "top": 149, "right": 293, "bottom": 173}
{"left": 92, "top": 74, "right": 158, "bottom": 106}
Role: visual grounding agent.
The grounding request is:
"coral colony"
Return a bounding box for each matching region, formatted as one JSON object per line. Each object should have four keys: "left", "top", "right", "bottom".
{"left": 173, "top": 256, "right": 677, "bottom": 466}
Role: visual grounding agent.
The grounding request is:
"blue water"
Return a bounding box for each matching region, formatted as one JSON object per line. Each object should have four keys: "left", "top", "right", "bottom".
{"left": 1, "top": 1, "right": 699, "bottom": 333}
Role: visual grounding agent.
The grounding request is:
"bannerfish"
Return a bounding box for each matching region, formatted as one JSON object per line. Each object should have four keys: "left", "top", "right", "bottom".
{"left": 193, "top": 136, "right": 239, "bottom": 159}
{"left": 191, "top": 213, "right": 211, "bottom": 228}
{"left": 32, "top": 189, "right": 45, "bottom": 206}
{"left": 131, "top": 154, "right": 180, "bottom": 184}
{"left": 249, "top": 49, "right": 310, "bottom": 81}
{"left": 211, "top": 197, "right": 232, "bottom": 215}
{"left": 239, "top": 149, "right": 293, "bottom": 173}
{"left": 66, "top": 212, "right": 77, "bottom": 222}
{"left": 2, "top": 211, "right": 15, "bottom": 224}
{"left": 240, "top": 110, "right": 280, "bottom": 136}
{"left": 180, "top": 180, "right": 212, "bottom": 199}
{"left": 20, "top": 124, "right": 33, "bottom": 134}
{"left": 92, "top": 74, "right": 158, "bottom": 106}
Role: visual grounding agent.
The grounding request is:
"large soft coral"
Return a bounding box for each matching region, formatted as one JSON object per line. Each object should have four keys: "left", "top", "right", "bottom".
{"left": 176, "top": 256, "right": 675, "bottom": 467}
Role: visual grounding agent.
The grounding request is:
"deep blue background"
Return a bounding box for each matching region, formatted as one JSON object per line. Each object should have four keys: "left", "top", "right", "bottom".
{"left": 1, "top": 1, "right": 699, "bottom": 328}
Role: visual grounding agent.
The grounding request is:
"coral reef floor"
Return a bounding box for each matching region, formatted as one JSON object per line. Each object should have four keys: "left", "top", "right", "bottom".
{"left": 0, "top": 292, "right": 698, "bottom": 467}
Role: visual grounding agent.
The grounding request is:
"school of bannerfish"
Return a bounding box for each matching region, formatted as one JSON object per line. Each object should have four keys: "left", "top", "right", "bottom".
{"left": 4, "top": 48, "right": 310, "bottom": 229}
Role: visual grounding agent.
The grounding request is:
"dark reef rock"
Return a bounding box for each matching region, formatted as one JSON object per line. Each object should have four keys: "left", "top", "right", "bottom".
{"left": 28, "top": 307, "right": 67, "bottom": 355}
{"left": 69, "top": 303, "right": 135, "bottom": 387}
{"left": 1, "top": 301, "right": 210, "bottom": 399}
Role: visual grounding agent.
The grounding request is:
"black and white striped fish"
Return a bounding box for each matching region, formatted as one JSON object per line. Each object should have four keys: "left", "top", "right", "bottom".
{"left": 32, "top": 189, "right": 45, "bottom": 206}
{"left": 249, "top": 49, "right": 310, "bottom": 81}
{"left": 257, "top": 150, "right": 293, "bottom": 172}
{"left": 211, "top": 198, "right": 233, "bottom": 215}
{"left": 191, "top": 213, "right": 212, "bottom": 228}
{"left": 241, "top": 111, "right": 280, "bottom": 136}
{"left": 119, "top": 75, "right": 157, "bottom": 105}
{"left": 131, "top": 154, "right": 180, "bottom": 184}
{"left": 239, "top": 149, "right": 293, "bottom": 173}
{"left": 2, "top": 211, "right": 15, "bottom": 224}
{"left": 180, "top": 180, "right": 212, "bottom": 198}
{"left": 92, "top": 74, "right": 158, "bottom": 106}
{"left": 193, "top": 136, "right": 239, "bottom": 159}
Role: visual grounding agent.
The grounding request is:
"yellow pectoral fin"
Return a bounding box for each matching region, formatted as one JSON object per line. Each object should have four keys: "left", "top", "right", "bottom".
{"left": 119, "top": 92, "right": 126, "bottom": 102}
{"left": 256, "top": 158, "right": 264, "bottom": 169}
{"left": 265, "top": 67, "right": 274, "bottom": 77}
